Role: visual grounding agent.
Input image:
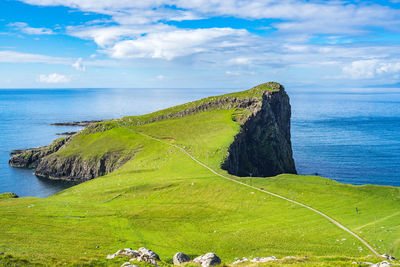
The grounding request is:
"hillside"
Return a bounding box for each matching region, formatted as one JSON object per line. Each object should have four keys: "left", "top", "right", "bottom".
{"left": 1, "top": 82, "right": 399, "bottom": 266}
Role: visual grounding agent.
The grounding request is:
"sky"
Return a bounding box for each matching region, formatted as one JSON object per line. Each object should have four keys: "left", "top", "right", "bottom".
{"left": 1, "top": 0, "right": 400, "bottom": 89}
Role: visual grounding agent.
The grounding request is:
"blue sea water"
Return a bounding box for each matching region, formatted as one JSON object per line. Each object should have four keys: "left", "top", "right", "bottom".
{"left": 0, "top": 88, "right": 399, "bottom": 197}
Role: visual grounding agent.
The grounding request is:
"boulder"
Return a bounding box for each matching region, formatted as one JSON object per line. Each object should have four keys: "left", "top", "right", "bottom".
{"left": 250, "top": 256, "right": 277, "bottom": 263}
{"left": 138, "top": 247, "right": 160, "bottom": 261}
{"left": 173, "top": 252, "right": 190, "bottom": 265}
{"left": 121, "top": 262, "right": 138, "bottom": 267}
{"left": 193, "top": 253, "right": 221, "bottom": 267}
{"left": 107, "top": 248, "right": 140, "bottom": 259}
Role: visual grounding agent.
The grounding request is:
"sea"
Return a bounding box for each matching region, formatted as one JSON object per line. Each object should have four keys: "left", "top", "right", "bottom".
{"left": 0, "top": 88, "right": 399, "bottom": 197}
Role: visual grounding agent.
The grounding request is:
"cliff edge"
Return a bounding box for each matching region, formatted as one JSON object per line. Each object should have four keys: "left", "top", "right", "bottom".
{"left": 222, "top": 85, "right": 296, "bottom": 177}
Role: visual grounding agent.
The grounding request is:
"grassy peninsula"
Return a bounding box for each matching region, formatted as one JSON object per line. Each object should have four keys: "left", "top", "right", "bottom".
{"left": 1, "top": 83, "right": 399, "bottom": 266}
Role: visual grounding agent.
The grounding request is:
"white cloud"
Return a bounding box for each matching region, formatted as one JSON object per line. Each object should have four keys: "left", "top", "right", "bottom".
{"left": 72, "top": 57, "right": 85, "bottom": 71}
{"left": 18, "top": 0, "right": 400, "bottom": 35}
{"left": 67, "top": 24, "right": 171, "bottom": 47}
{"left": 8, "top": 22, "right": 54, "bottom": 35}
{"left": 342, "top": 60, "right": 400, "bottom": 79}
{"left": 107, "top": 28, "right": 248, "bottom": 60}
{"left": 0, "top": 50, "right": 70, "bottom": 64}
{"left": 37, "top": 73, "right": 70, "bottom": 83}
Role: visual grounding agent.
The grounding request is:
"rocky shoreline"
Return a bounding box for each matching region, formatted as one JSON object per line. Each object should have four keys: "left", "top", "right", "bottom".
{"left": 51, "top": 119, "right": 107, "bottom": 127}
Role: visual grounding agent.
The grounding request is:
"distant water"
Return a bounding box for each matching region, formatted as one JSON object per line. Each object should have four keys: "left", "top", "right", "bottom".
{"left": 0, "top": 88, "right": 399, "bottom": 197}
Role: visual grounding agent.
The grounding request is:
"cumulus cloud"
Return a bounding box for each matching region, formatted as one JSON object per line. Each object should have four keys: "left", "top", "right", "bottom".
{"left": 72, "top": 57, "right": 85, "bottom": 71}
{"left": 12, "top": 0, "right": 400, "bottom": 86}
{"left": 18, "top": 0, "right": 400, "bottom": 34}
{"left": 342, "top": 60, "right": 400, "bottom": 79}
{"left": 37, "top": 73, "right": 70, "bottom": 83}
{"left": 107, "top": 28, "right": 248, "bottom": 60}
{"left": 8, "top": 22, "right": 54, "bottom": 35}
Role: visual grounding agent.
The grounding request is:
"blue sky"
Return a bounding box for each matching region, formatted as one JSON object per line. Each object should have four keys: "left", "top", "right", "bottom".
{"left": 1, "top": 0, "right": 400, "bottom": 89}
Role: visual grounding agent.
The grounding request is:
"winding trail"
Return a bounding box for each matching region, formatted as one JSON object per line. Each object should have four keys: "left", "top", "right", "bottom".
{"left": 118, "top": 122, "right": 382, "bottom": 258}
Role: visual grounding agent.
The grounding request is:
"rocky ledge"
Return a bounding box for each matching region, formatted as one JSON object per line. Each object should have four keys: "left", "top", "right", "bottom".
{"left": 9, "top": 130, "right": 134, "bottom": 182}
{"left": 51, "top": 119, "right": 106, "bottom": 127}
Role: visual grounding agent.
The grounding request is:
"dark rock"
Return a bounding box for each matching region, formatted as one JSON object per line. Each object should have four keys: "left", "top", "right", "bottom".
{"left": 222, "top": 86, "right": 296, "bottom": 177}
{"left": 56, "top": 131, "right": 77, "bottom": 136}
{"left": 34, "top": 150, "right": 134, "bottom": 182}
{"left": 173, "top": 252, "right": 190, "bottom": 265}
{"left": 9, "top": 123, "right": 134, "bottom": 182}
{"left": 193, "top": 253, "right": 221, "bottom": 267}
{"left": 9, "top": 137, "right": 70, "bottom": 168}
{"left": 51, "top": 120, "right": 106, "bottom": 126}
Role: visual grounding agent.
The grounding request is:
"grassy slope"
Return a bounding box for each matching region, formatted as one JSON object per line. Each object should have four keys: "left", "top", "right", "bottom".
{"left": 1, "top": 84, "right": 399, "bottom": 266}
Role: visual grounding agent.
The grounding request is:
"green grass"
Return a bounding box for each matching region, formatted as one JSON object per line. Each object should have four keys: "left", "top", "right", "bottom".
{"left": 0, "top": 193, "right": 18, "bottom": 199}
{"left": 0, "top": 85, "right": 398, "bottom": 266}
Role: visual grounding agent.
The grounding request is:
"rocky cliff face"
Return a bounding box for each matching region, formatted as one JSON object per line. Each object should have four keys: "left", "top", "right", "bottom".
{"left": 9, "top": 137, "right": 69, "bottom": 168}
{"left": 222, "top": 87, "right": 296, "bottom": 177}
{"left": 9, "top": 129, "right": 134, "bottom": 182}
{"left": 33, "top": 151, "right": 133, "bottom": 182}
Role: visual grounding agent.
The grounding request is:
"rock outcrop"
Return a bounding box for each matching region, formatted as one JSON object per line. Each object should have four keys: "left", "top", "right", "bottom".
{"left": 222, "top": 85, "right": 296, "bottom": 177}
{"left": 9, "top": 127, "right": 134, "bottom": 182}
{"left": 9, "top": 137, "right": 69, "bottom": 169}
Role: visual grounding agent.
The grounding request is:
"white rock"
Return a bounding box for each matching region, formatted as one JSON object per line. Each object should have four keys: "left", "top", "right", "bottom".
{"left": 232, "top": 257, "right": 248, "bottom": 264}
{"left": 193, "top": 253, "right": 221, "bottom": 267}
{"left": 372, "top": 261, "right": 392, "bottom": 267}
{"left": 283, "top": 256, "right": 297, "bottom": 260}
{"left": 121, "top": 262, "right": 138, "bottom": 267}
{"left": 138, "top": 247, "right": 160, "bottom": 261}
{"left": 250, "top": 256, "right": 277, "bottom": 263}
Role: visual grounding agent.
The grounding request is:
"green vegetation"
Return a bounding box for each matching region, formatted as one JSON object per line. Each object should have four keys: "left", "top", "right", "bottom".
{"left": 1, "top": 83, "right": 398, "bottom": 266}
{"left": 0, "top": 192, "right": 18, "bottom": 199}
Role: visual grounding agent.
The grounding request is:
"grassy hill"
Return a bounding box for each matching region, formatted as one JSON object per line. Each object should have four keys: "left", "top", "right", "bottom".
{"left": 1, "top": 83, "right": 399, "bottom": 266}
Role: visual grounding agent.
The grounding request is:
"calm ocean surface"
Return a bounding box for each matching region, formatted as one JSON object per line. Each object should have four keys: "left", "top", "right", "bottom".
{"left": 1, "top": 88, "right": 399, "bottom": 197}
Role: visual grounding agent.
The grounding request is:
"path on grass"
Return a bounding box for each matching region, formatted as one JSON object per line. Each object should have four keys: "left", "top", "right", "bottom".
{"left": 118, "top": 122, "right": 382, "bottom": 258}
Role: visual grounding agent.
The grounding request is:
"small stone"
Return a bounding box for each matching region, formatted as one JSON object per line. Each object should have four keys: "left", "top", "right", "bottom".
{"left": 250, "top": 256, "right": 277, "bottom": 263}
{"left": 173, "top": 252, "right": 190, "bottom": 265}
{"left": 193, "top": 253, "right": 221, "bottom": 267}
{"left": 0, "top": 252, "right": 4, "bottom": 255}
{"left": 232, "top": 257, "right": 249, "bottom": 264}
{"left": 283, "top": 256, "right": 297, "bottom": 260}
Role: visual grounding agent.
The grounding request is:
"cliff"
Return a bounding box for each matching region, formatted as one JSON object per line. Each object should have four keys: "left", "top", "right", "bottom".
{"left": 221, "top": 87, "right": 296, "bottom": 177}
{"left": 9, "top": 82, "right": 296, "bottom": 182}
{"left": 9, "top": 124, "right": 135, "bottom": 182}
